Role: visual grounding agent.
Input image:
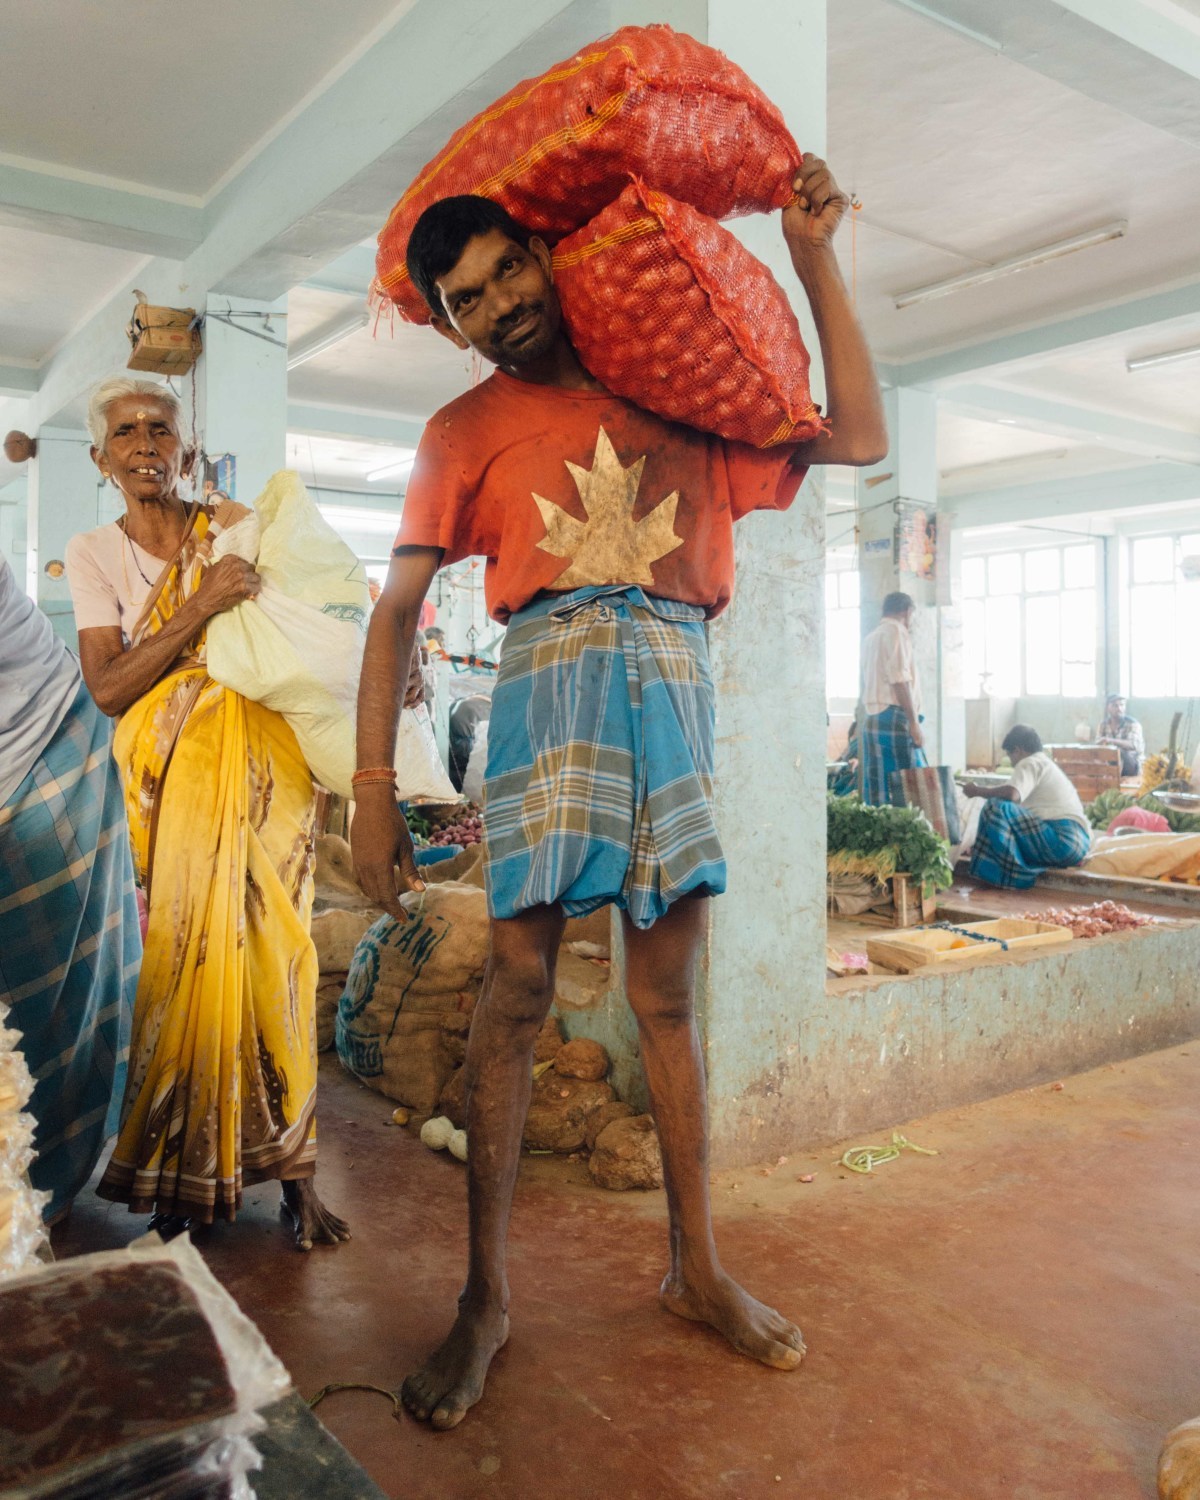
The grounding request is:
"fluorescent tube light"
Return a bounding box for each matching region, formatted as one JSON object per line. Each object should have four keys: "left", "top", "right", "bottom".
{"left": 287, "top": 310, "right": 369, "bottom": 370}
{"left": 1126, "top": 342, "right": 1200, "bottom": 373}
{"left": 365, "top": 453, "right": 416, "bottom": 483}
{"left": 893, "top": 222, "right": 1127, "bottom": 310}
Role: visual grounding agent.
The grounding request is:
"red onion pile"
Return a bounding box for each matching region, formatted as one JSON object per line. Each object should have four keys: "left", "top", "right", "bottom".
{"left": 1021, "top": 901, "right": 1152, "bottom": 938}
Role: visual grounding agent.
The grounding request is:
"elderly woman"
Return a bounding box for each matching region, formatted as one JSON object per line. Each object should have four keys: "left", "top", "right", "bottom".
{"left": 65, "top": 375, "right": 348, "bottom": 1251}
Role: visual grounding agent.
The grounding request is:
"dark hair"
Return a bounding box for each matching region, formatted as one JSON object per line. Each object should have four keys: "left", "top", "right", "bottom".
{"left": 1002, "top": 724, "right": 1043, "bottom": 757}
{"left": 406, "top": 196, "right": 533, "bottom": 316}
{"left": 882, "top": 591, "right": 915, "bottom": 617}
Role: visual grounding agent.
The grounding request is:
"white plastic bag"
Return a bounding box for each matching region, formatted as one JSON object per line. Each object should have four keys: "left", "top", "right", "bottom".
{"left": 205, "top": 471, "right": 457, "bottom": 802}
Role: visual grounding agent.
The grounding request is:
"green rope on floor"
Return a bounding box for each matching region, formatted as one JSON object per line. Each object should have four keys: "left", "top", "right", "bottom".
{"left": 839, "top": 1131, "right": 939, "bottom": 1174}
{"left": 308, "top": 1382, "right": 403, "bottom": 1422}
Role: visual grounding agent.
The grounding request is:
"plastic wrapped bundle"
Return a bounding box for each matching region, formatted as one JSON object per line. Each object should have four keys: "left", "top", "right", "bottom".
{"left": 0, "top": 1012, "right": 48, "bottom": 1279}
{"left": 553, "top": 181, "right": 826, "bottom": 448}
{"left": 0, "top": 1235, "right": 290, "bottom": 1499}
{"left": 375, "top": 24, "right": 801, "bottom": 323}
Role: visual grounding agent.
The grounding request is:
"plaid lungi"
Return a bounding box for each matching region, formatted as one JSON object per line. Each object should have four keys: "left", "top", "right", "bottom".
{"left": 484, "top": 586, "right": 725, "bottom": 929}
{"left": 0, "top": 681, "right": 140, "bottom": 1220}
{"left": 969, "top": 799, "right": 1091, "bottom": 890}
{"left": 860, "top": 705, "right": 927, "bottom": 805}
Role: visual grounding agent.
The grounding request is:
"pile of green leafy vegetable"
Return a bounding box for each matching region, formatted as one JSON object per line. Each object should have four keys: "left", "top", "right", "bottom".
{"left": 826, "top": 793, "right": 954, "bottom": 897}
{"left": 1085, "top": 789, "right": 1200, "bottom": 834}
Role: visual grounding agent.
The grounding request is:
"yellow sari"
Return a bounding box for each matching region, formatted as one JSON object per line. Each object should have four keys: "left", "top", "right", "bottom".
{"left": 97, "top": 507, "right": 320, "bottom": 1222}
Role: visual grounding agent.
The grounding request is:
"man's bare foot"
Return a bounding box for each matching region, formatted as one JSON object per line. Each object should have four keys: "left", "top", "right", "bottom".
{"left": 401, "top": 1303, "right": 510, "bottom": 1431}
{"left": 280, "top": 1178, "right": 351, "bottom": 1251}
{"left": 660, "top": 1269, "right": 805, "bottom": 1370}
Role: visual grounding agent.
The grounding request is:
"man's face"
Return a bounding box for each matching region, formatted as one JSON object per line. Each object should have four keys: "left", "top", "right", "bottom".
{"left": 432, "top": 229, "right": 561, "bottom": 367}
{"left": 1109, "top": 697, "right": 1126, "bottom": 718}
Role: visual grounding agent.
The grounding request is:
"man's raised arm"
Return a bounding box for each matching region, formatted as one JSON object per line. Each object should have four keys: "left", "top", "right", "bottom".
{"left": 781, "top": 154, "right": 888, "bottom": 470}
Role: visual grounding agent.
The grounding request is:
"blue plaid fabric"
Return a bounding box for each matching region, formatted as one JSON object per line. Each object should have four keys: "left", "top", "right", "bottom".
{"left": 0, "top": 682, "right": 140, "bottom": 1220}
{"left": 969, "top": 799, "right": 1091, "bottom": 890}
{"left": 860, "top": 705, "right": 927, "bottom": 804}
{"left": 483, "top": 586, "right": 725, "bottom": 929}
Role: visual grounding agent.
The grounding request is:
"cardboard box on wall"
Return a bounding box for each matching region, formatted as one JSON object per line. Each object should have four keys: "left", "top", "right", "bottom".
{"left": 126, "top": 305, "right": 201, "bottom": 374}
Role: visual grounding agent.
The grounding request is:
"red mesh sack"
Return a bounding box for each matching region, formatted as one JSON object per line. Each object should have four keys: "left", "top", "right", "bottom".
{"left": 375, "top": 24, "right": 801, "bottom": 323}
{"left": 552, "top": 181, "right": 826, "bottom": 449}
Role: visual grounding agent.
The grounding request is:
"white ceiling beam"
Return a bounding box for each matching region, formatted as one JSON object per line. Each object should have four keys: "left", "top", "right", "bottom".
{"left": 885, "top": 0, "right": 1200, "bottom": 146}
{"left": 943, "top": 460, "right": 1200, "bottom": 528}
{"left": 302, "top": 245, "right": 377, "bottom": 299}
{"left": 894, "top": 278, "right": 1200, "bottom": 387}
{"left": 0, "top": 161, "right": 202, "bottom": 258}
{"left": 184, "top": 0, "right": 610, "bottom": 301}
{"left": 942, "top": 383, "right": 1200, "bottom": 466}
{"left": 0, "top": 363, "right": 38, "bottom": 398}
{"left": 287, "top": 401, "right": 424, "bottom": 450}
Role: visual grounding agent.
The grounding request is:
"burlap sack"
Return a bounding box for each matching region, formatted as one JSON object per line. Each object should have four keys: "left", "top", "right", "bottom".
{"left": 335, "top": 883, "right": 489, "bottom": 1108}
{"left": 312, "top": 908, "right": 375, "bottom": 975}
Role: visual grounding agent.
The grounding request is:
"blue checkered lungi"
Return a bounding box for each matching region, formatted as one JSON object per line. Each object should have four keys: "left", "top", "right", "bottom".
{"left": 969, "top": 799, "right": 1091, "bottom": 890}
{"left": 860, "top": 705, "right": 927, "bottom": 805}
{"left": 483, "top": 586, "right": 725, "bottom": 929}
{"left": 0, "top": 682, "right": 140, "bottom": 1220}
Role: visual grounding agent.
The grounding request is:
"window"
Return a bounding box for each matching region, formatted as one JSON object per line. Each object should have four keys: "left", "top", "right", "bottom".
{"left": 1129, "top": 533, "right": 1200, "bottom": 696}
{"left": 961, "top": 542, "right": 1098, "bottom": 697}
{"left": 826, "top": 558, "right": 860, "bottom": 699}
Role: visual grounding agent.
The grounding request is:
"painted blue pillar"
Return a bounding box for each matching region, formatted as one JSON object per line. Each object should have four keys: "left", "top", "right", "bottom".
{"left": 27, "top": 428, "right": 108, "bottom": 647}
{"left": 0, "top": 477, "right": 28, "bottom": 579}
{"left": 854, "top": 386, "right": 948, "bottom": 759}
{"left": 698, "top": 0, "right": 831, "bottom": 1167}
{"left": 197, "top": 294, "right": 288, "bottom": 504}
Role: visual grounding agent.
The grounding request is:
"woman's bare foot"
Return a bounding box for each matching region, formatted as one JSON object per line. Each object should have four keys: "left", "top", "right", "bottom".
{"left": 280, "top": 1178, "right": 351, "bottom": 1252}
{"left": 660, "top": 1269, "right": 806, "bottom": 1370}
{"left": 401, "top": 1302, "right": 510, "bottom": 1431}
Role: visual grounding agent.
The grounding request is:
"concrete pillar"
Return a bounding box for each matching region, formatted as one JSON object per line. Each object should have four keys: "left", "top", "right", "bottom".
{"left": 696, "top": 0, "right": 830, "bottom": 1167}
{"left": 855, "top": 386, "right": 942, "bottom": 758}
{"left": 197, "top": 294, "right": 288, "bottom": 503}
{"left": 0, "top": 477, "right": 28, "bottom": 576}
{"left": 27, "top": 429, "right": 108, "bottom": 646}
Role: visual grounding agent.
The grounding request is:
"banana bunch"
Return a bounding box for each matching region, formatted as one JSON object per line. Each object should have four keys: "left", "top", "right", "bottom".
{"left": 1140, "top": 754, "right": 1170, "bottom": 796}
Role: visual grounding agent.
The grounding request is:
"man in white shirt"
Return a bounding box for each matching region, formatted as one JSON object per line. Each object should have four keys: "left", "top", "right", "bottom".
{"left": 963, "top": 724, "right": 1092, "bottom": 888}
{"left": 858, "top": 591, "right": 924, "bottom": 804}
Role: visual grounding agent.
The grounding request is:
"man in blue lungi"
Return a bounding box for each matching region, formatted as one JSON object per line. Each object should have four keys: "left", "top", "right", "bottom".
{"left": 0, "top": 551, "right": 140, "bottom": 1224}
{"left": 964, "top": 725, "right": 1092, "bottom": 888}
{"left": 859, "top": 591, "right": 925, "bottom": 803}
{"left": 353, "top": 155, "right": 886, "bottom": 1429}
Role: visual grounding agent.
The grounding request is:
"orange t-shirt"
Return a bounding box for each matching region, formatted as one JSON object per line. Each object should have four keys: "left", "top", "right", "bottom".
{"left": 393, "top": 370, "right": 808, "bottom": 623}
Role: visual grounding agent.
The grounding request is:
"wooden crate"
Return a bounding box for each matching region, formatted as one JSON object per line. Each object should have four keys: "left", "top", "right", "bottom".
{"left": 892, "top": 873, "right": 937, "bottom": 927}
{"left": 867, "top": 918, "right": 1073, "bottom": 974}
{"left": 1049, "top": 744, "right": 1121, "bottom": 803}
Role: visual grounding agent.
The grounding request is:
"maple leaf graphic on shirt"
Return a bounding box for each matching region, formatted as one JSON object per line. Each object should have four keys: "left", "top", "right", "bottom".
{"left": 532, "top": 426, "right": 683, "bottom": 589}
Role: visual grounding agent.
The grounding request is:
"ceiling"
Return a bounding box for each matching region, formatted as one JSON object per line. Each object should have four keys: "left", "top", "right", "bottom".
{"left": 1, "top": 0, "right": 1199, "bottom": 517}
{"left": 0, "top": 0, "right": 412, "bottom": 197}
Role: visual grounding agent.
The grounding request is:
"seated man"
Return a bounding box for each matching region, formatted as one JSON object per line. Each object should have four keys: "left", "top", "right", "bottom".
{"left": 1096, "top": 693, "right": 1145, "bottom": 778}
{"left": 963, "top": 725, "right": 1092, "bottom": 889}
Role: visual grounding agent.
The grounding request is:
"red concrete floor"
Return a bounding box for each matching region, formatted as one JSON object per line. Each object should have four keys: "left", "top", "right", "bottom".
{"left": 56, "top": 1043, "right": 1200, "bottom": 1500}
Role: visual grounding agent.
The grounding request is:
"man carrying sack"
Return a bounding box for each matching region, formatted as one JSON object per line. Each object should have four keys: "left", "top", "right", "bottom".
{"left": 353, "top": 154, "right": 886, "bottom": 1430}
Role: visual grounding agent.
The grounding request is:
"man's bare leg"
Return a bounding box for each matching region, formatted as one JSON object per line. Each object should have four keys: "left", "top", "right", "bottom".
{"left": 622, "top": 897, "right": 805, "bottom": 1370}
{"left": 402, "top": 903, "right": 564, "bottom": 1430}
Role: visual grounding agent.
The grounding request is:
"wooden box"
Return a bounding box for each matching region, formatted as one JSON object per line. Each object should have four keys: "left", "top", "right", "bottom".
{"left": 891, "top": 873, "right": 937, "bottom": 928}
{"left": 867, "top": 918, "right": 1073, "bottom": 974}
{"left": 127, "top": 304, "right": 201, "bottom": 374}
{"left": 1049, "top": 743, "right": 1121, "bottom": 803}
